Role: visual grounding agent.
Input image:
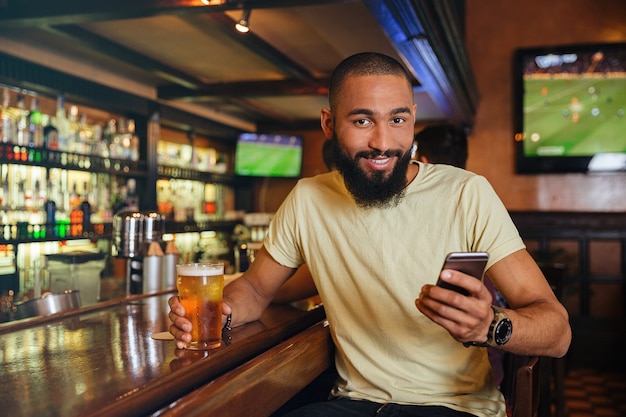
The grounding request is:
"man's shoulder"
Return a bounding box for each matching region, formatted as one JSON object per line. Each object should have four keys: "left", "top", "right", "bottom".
{"left": 418, "top": 162, "right": 482, "bottom": 185}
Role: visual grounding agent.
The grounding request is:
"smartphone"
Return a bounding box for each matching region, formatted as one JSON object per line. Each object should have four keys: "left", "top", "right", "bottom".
{"left": 436, "top": 252, "right": 489, "bottom": 296}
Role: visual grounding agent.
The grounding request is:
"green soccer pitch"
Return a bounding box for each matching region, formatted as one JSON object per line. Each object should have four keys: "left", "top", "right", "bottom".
{"left": 235, "top": 141, "right": 302, "bottom": 177}
{"left": 523, "top": 75, "right": 626, "bottom": 157}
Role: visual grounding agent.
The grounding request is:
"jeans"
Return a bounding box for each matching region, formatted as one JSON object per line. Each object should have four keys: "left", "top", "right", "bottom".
{"left": 279, "top": 397, "right": 476, "bottom": 417}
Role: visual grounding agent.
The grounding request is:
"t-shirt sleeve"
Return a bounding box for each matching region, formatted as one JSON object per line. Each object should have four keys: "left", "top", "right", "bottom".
{"left": 262, "top": 184, "right": 305, "bottom": 269}
{"left": 461, "top": 175, "right": 526, "bottom": 269}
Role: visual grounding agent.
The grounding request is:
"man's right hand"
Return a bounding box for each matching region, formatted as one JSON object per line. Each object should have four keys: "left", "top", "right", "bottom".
{"left": 168, "top": 295, "right": 192, "bottom": 350}
{"left": 168, "top": 295, "right": 235, "bottom": 350}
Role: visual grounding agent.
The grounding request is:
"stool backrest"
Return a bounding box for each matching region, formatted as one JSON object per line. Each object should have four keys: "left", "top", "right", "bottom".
{"left": 504, "top": 355, "right": 541, "bottom": 417}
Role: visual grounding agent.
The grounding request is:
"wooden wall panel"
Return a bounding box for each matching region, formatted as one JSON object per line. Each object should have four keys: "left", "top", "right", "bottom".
{"left": 465, "top": 0, "right": 626, "bottom": 212}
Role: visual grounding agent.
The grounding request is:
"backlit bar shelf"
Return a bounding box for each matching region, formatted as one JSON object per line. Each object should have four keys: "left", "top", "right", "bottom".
{"left": 0, "top": 144, "right": 147, "bottom": 177}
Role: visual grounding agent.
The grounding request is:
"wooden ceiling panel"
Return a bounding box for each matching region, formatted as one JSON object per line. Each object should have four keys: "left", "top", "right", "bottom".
{"left": 84, "top": 15, "right": 285, "bottom": 84}
{"left": 0, "top": 0, "right": 478, "bottom": 132}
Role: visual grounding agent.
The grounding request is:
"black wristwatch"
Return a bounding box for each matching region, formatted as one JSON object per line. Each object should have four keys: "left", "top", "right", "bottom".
{"left": 464, "top": 306, "right": 512, "bottom": 348}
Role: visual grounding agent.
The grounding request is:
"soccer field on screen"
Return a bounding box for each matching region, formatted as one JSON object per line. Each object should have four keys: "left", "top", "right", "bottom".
{"left": 235, "top": 142, "right": 302, "bottom": 177}
{"left": 523, "top": 76, "right": 626, "bottom": 156}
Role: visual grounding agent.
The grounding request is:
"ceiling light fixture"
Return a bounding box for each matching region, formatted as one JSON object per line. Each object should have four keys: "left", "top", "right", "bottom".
{"left": 235, "top": 9, "right": 251, "bottom": 33}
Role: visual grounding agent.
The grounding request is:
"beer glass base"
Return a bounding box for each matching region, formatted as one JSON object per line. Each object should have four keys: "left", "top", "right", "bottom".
{"left": 185, "top": 340, "right": 221, "bottom": 350}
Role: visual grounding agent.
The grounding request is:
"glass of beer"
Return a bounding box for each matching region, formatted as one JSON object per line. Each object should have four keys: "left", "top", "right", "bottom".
{"left": 176, "top": 262, "right": 225, "bottom": 350}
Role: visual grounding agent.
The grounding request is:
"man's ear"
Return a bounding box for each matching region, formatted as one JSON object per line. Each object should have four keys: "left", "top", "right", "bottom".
{"left": 320, "top": 108, "right": 334, "bottom": 139}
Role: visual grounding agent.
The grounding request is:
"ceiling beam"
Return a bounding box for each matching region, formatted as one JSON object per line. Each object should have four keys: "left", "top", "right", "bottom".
{"left": 0, "top": 0, "right": 359, "bottom": 28}
{"left": 159, "top": 79, "right": 330, "bottom": 101}
{"left": 188, "top": 13, "right": 321, "bottom": 84}
{"left": 40, "top": 24, "right": 205, "bottom": 89}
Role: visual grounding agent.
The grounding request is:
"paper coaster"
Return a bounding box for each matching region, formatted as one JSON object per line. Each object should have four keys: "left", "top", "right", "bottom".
{"left": 151, "top": 331, "right": 175, "bottom": 340}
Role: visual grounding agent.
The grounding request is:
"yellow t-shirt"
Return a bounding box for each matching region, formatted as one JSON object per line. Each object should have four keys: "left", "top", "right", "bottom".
{"left": 264, "top": 162, "right": 524, "bottom": 417}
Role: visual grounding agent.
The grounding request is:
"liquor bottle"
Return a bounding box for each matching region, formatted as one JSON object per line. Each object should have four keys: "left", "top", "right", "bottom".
{"left": 28, "top": 97, "right": 44, "bottom": 147}
{"left": 91, "top": 124, "right": 108, "bottom": 158}
{"left": 68, "top": 181, "right": 80, "bottom": 209}
{"left": 100, "top": 175, "right": 112, "bottom": 221}
{"left": 0, "top": 165, "right": 8, "bottom": 209}
{"left": 156, "top": 179, "right": 173, "bottom": 219}
{"left": 119, "top": 118, "right": 131, "bottom": 160}
{"left": 105, "top": 119, "right": 120, "bottom": 159}
{"left": 44, "top": 180, "right": 57, "bottom": 238}
{"left": 0, "top": 88, "right": 6, "bottom": 143}
{"left": 0, "top": 171, "right": 4, "bottom": 209}
{"left": 80, "top": 185, "right": 92, "bottom": 235}
{"left": 68, "top": 105, "right": 80, "bottom": 153}
{"left": 204, "top": 183, "right": 217, "bottom": 215}
{"left": 110, "top": 178, "right": 126, "bottom": 215}
{"left": 3, "top": 98, "right": 14, "bottom": 146}
{"left": 68, "top": 182, "right": 83, "bottom": 236}
{"left": 78, "top": 113, "right": 91, "bottom": 155}
{"left": 56, "top": 209, "right": 69, "bottom": 239}
{"left": 55, "top": 94, "right": 70, "bottom": 152}
{"left": 128, "top": 119, "right": 139, "bottom": 161}
{"left": 16, "top": 95, "right": 28, "bottom": 146}
{"left": 34, "top": 178, "right": 46, "bottom": 210}
{"left": 2, "top": 90, "right": 19, "bottom": 146}
{"left": 16, "top": 181, "right": 26, "bottom": 209}
{"left": 125, "top": 178, "right": 139, "bottom": 211}
{"left": 116, "top": 118, "right": 128, "bottom": 159}
{"left": 44, "top": 115, "right": 59, "bottom": 150}
{"left": 24, "top": 179, "right": 35, "bottom": 211}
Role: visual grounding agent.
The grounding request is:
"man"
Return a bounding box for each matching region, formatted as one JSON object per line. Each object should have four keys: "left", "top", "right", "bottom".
{"left": 169, "top": 52, "right": 570, "bottom": 417}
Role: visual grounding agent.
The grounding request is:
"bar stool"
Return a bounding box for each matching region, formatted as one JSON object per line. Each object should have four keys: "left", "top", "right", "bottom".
{"left": 538, "top": 263, "right": 567, "bottom": 417}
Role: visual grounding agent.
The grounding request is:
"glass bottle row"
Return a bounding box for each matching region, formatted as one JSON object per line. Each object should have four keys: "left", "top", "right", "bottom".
{"left": 0, "top": 163, "right": 139, "bottom": 241}
{"left": 0, "top": 87, "right": 139, "bottom": 161}
{"left": 156, "top": 178, "right": 235, "bottom": 223}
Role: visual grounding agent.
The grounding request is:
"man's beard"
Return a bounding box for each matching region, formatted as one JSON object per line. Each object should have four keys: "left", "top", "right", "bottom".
{"left": 331, "top": 136, "right": 412, "bottom": 209}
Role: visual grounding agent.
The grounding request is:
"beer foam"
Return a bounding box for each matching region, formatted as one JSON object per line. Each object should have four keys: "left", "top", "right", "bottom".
{"left": 176, "top": 263, "right": 224, "bottom": 276}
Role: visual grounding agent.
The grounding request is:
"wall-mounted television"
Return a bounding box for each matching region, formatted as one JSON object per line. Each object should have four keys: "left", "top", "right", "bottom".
{"left": 513, "top": 42, "right": 626, "bottom": 174}
{"left": 234, "top": 133, "right": 303, "bottom": 178}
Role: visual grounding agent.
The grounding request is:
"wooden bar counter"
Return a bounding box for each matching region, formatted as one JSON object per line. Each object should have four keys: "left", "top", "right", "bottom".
{"left": 0, "top": 291, "right": 327, "bottom": 417}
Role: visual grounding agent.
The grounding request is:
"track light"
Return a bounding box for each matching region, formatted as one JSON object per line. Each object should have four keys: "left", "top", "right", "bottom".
{"left": 235, "top": 9, "right": 251, "bottom": 33}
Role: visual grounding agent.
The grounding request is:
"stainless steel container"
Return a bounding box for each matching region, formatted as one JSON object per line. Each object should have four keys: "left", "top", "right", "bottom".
{"left": 15, "top": 290, "right": 81, "bottom": 319}
{"left": 142, "top": 242, "right": 163, "bottom": 294}
{"left": 141, "top": 211, "right": 166, "bottom": 294}
{"left": 112, "top": 210, "right": 168, "bottom": 295}
{"left": 112, "top": 210, "right": 144, "bottom": 258}
{"left": 46, "top": 252, "right": 106, "bottom": 306}
{"left": 142, "top": 211, "right": 165, "bottom": 244}
{"left": 162, "top": 241, "right": 180, "bottom": 291}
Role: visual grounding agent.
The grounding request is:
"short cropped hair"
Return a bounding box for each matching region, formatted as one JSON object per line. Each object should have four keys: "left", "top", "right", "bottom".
{"left": 328, "top": 52, "right": 413, "bottom": 112}
{"left": 415, "top": 124, "right": 468, "bottom": 169}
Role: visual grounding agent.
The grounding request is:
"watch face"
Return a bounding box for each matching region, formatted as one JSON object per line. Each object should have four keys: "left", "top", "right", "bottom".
{"left": 494, "top": 318, "right": 512, "bottom": 345}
